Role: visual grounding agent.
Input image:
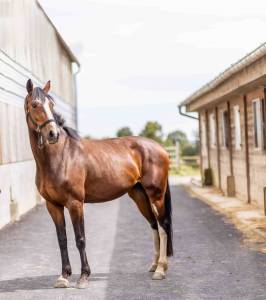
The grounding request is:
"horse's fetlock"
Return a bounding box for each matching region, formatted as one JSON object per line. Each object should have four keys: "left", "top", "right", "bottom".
{"left": 157, "top": 260, "right": 167, "bottom": 270}
{"left": 63, "top": 265, "right": 72, "bottom": 277}
{"left": 81, "top": 266, "right": 91, "bottom": 276}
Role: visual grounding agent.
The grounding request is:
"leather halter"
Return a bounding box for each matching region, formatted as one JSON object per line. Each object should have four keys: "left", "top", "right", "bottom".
{"left": 26, "top": 111, "right": 57, "bottom": 149}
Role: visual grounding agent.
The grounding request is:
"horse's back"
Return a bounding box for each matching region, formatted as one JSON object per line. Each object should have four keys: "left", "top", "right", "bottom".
{"left": 83, "top": 136, "right": 169, "bottom": 170}
{"left": 82, "top": 136, "right": 169, "bottom": 203}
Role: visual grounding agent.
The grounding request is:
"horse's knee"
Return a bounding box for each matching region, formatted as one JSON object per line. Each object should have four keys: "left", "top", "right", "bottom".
{"left": 76, "top": 236, "right": 86, "bottom": 249}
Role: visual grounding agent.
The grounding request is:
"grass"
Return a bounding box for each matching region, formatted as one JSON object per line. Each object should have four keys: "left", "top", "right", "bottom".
{"left": 170, "top": 164, "right": 200, "bottom": 176}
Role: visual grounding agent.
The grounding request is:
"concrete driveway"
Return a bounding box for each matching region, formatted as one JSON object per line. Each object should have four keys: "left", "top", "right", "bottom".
{"left": 0, "top": 186, "right": 265, "bottom": 299}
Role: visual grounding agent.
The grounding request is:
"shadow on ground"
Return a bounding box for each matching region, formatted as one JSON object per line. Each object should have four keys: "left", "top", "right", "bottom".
{"left": 0, "top": 273, "right": 108, "bottom": 292}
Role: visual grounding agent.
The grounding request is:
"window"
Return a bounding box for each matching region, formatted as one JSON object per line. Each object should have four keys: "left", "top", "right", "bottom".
{"left": 201, "top": 116, "right": 207, "bottom": 154}
{"left": 221, "top": 110, "right": 229, "bottom": 148}
{"left": 234, "top": 105, "right": 241, "bottom": 150}
{"left": 209, "top": 113, "right": 216, "bottom": 148}
{"left": 253, "top": 99, "right": 263, "bottom": 149}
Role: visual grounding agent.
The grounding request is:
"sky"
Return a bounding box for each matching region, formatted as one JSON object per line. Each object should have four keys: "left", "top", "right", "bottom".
{"left": 40, "top": 0, "right": 266, "bottom": 140}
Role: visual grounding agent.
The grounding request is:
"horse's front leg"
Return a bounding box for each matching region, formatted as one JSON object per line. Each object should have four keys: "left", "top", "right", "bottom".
{"left": 68, "top": 200, "right": 90, "bottom": 289}
{"left": 46, "top": 201, "right": 72, "bottom": 288}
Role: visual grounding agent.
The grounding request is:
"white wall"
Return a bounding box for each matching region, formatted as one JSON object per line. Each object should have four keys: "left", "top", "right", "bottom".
{"left": 0, "top": 23, "right": 77, "bottom": 229}
{"left": 0, "top": 161, "right": 38, "bottom": 228}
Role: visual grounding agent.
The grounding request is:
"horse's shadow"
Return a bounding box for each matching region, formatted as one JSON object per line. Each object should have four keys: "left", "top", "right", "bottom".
{"left": 0, "top": 273, "right": 109, "bottom": 292}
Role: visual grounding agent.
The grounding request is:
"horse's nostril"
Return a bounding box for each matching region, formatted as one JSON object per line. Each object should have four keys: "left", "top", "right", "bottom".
{"left": 49, "top": 130, "right": 55, "bottom": 139}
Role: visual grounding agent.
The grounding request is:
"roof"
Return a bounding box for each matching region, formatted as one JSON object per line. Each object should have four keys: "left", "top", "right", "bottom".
{"left": 37, "top": 1, "right": 80, "bottom": 67}
{"left": 180, "top": 42, "right": 266, "bottom": 107}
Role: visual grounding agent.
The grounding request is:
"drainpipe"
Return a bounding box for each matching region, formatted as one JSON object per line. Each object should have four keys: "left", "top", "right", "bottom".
{"left": 73, "top": 62, "right": 81, "bottom": 130}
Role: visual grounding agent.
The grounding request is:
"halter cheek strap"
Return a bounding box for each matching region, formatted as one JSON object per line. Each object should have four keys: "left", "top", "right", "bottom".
{"left": 26, "top": 112, "right": 56, "bottom": 149}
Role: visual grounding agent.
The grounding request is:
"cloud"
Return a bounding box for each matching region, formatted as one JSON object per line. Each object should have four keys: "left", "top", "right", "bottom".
{"left": 176, "top": 19, "right": 266, "bottom": 50}
{"left": 113, "top": 22, "right": 143, "bottom": 37}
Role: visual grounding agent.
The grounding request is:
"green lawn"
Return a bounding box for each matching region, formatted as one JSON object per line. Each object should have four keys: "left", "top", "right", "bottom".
{"left": 170, "top": 163, "right": 200, "bottom": 176}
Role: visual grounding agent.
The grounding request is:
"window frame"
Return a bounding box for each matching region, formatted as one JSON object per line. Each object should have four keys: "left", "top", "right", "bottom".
{"left": 221, "top": 109, "right": 229, "bottom": 149}
{"left": 209, "top": 112, "right": 216, "bottom": 149}
{"left": 233, "top": 105, "right": 242, "bottom": 150}
{"left": 201, "top": 115, "right": 207, "bottom": 154}
{"left": 252, "top": 98, "right": 263, "bottom": 150}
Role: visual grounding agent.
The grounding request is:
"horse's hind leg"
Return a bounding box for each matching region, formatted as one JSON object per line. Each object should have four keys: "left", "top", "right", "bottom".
{"left": 46, "top": 201, "right": 72, "bottom": 288}
{"left": 142, "top": 179, "right": 173, "bottom": 280}
{"left": 149, "top": 195, "right": 168, "bottom": 280}
{"left": 128, "top": 184, "right": 159, "bottom": 272}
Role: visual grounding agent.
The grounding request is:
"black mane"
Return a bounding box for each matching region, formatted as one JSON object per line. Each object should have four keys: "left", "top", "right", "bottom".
{"left": 32, "top": 87, "right": 80, "bottom": 140}
{"left": 53, "top": 111, "right": 80, "bottom": 141}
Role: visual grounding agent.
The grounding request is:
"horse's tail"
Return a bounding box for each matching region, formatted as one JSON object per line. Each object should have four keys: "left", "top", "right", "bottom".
{"left": 164, "top": 180, "right": 173, "bottom": 257}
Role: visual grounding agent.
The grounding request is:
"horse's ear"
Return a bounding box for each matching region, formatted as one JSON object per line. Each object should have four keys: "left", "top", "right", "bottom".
{"left": 26, "top": 79, "right": 33, "bottom": 93}
{"left": 43, "top": 80, "right": 51, "bottom": 93}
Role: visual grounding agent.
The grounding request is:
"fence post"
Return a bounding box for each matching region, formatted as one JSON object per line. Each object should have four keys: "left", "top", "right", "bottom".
{"left": 175, "top": 141, "right": 180, "bottom": 170}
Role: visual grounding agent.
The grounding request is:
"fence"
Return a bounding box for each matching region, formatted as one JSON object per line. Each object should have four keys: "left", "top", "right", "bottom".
{"left": 164, "top": 143, "right": 180, "bottom": 171}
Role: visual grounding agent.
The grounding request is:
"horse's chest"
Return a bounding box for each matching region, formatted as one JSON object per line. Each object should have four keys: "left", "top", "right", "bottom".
{"left": 37, "top": 177, "right": 72, "bottom": 204}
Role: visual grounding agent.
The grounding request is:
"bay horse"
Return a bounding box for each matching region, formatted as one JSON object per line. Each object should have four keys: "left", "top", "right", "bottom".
{"left": 24, "top": 79, "right": 173, "bottom": 288}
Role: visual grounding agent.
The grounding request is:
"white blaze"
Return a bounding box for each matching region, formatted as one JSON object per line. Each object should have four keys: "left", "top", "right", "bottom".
{"left": 43, "top": 98, "right": 54, "bottom": 120}
{"left": 42, "top": 98, "right": 57, "bottom": 132}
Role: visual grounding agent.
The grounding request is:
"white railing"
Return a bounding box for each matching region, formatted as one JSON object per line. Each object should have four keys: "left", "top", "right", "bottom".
{"left": 164, "top": 143, "right": 180, "bottom": 170}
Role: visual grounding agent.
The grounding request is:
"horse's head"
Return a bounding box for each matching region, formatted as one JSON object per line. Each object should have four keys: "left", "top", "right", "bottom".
{"left": 25, "top": 79, "right": 60, "bottom": 147}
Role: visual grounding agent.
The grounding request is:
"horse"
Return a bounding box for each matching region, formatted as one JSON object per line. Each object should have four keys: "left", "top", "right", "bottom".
{"left": 24, "top": 79, "right": 173, "bottom": 289}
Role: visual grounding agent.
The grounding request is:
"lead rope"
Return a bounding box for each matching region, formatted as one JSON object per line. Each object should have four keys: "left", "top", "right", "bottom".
{"left": 37, "top": 129, "right": 44, "bottom": 149}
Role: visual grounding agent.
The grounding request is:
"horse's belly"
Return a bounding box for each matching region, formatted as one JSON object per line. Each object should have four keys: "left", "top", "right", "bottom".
{"left": 84, "top": 158, "right": 140, "bottom": 203}
{"left": 84, "top": 180, "right": 134, "bottom": 203}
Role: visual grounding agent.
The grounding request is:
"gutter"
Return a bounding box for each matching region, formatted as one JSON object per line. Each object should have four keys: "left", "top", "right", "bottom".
{"left": 178, "top": 104, "right": 198, "bottom": 120}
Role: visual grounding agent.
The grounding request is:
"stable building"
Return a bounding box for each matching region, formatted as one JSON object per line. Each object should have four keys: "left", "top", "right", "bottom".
{"left": 0, "top": 0, "right": 79, "bottom": 228}
{"left": 180, "top": 43, "right": 266, "bottom": 212}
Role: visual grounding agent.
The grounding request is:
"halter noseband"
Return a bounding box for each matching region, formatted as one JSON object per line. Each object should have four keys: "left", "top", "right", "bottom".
{"left": 26, "top": 111, "right": 57, "bottom": 149}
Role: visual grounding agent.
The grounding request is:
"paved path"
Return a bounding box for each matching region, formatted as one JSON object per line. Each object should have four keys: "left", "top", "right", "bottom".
{"left": 0, "top": 186, "right": 266, "bottom": 299}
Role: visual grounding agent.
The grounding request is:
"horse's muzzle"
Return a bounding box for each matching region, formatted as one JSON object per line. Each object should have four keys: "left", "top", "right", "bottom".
{"left": 47, "top": 130, "right": 59, "bottom": 144}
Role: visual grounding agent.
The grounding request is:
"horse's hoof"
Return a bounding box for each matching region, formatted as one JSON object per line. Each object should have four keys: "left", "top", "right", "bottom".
{"left": 152, "top": 272, "right": 165, "bottom": 280}
{"left": 54, "top": 275, "right": 69, "bottom": 288}
{"left": 76, "top": 276, "right": 89, "bottom": 289}
{"left": 149, "top": 264, "right": 157, "bottom": 272}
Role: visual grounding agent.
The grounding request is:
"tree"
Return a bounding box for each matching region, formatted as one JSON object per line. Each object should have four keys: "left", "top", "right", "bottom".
{"left": 116, "top": 126, "right": 133, "bottom": 137}
{"left": 164, "top": 129, "right": 199, "bottom": 156}
{"left": 139, "top": 121, "right": 163, "bottom": 144}
{"left": 164, "top": 130, "right": 189, "bottom": 150}
{"left": 182, "top": 144, "right": 198, "bottom": 156}
{"left": 192, "top": 129, "right": 200, "bottom": 155}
